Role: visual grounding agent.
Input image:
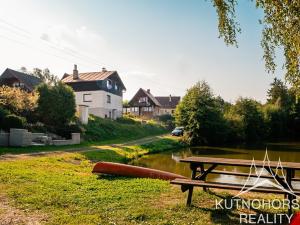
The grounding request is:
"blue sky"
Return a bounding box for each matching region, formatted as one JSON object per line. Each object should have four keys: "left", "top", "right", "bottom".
{"left": 0, "top": 0, "right": 284, "bottom": 102}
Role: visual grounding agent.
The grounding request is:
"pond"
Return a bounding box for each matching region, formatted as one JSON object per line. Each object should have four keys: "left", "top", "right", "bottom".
{"left": 131, "top": 142, "right": 300, "bottom": 188}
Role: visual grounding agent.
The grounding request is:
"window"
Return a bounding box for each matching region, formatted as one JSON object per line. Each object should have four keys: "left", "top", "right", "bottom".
{"left": 148, "top": 107, "right": 153, "bottom": 112}
{"left": 115, "top": 84, "right": 118, "bottom": 90}
{"left": 13, "top": 82, "right": 25, "bottom": 88}
{"left": 143, "top": 107, "right": 148, "bottom": 112}
{"left": 139, "top": 97, "right": 148, "bottom": 103}
{"left": 107, "top": 80, "right": 112, "bottom": 89}
{"left": 107, "top": 95, "right": 111, "bottom": 103}
{"left": 83, "top": 94, "right": 92, "bottom": 102}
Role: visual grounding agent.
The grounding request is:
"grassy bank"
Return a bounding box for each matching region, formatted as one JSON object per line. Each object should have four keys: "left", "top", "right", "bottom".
{"left": 83, "top": 136, "right": 186, "bottom": 163}
{"left": 83, "top": 116, "right": 167, "bottom": 142}
{"left": 0, "top": 137, "right": 288, "bottom": 225}
{"left": 0, "top": 116, "right": 168, "bottom": 155}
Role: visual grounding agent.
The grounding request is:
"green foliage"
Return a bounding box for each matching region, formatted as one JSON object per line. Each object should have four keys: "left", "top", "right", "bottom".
{"left": 1, "top": 114, "right": 26, "bottom": 131}
{"left": 175, "top": 81, "right": 228, "bottom": 145}
{"left": 0, "top": 107, "right": 9, "bottom": 130}
{"left": 0, "top": 86, "right": 38, "bottom": 121}
{"left": 211, "top": 1, "right": 300, "bottom": 95}
{"left": 232, "top": 98, "right": 266, "bottom": 143}
{"left": 267, "top": 78, "right": 292, "bottom": 110}
{"left": 116, "top": 115, "right": 138, "bottom": 124}
{"left": 37, "top": 82, "right": 76, "bottom": 133}
{"left": 32, "top": 67, "right": 59, "bottom": 85}
{"left": 263, "top": 104, "right": 288, "bottom": 140}
{"left": 156, "top": 114, "right": 175, "bottom": 130}
{"left": 83, "top": 115, "right": 166, "bottom": 142}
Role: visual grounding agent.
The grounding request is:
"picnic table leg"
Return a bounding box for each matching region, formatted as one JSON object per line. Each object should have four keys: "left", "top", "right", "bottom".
{"left": 199, "top": 164, "right": 207, "bottom": 192}
{"left": 286, "top": 168, "right": 294, "bottom": 216}
{"left": 186, "top": 164, "right": 197, "bottom": 206}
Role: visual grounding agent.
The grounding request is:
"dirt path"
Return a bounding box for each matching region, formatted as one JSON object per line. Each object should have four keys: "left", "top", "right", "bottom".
{"left": 0, "top": 195, "right": 46, "bottom": 225}
{"left": 0, "top": 134, "right": 169, "bottom": 161}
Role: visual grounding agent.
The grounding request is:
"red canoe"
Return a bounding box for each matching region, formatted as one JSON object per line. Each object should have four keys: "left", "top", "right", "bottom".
{"left": 92, "top": 162, "right": 187, "bottom": 180}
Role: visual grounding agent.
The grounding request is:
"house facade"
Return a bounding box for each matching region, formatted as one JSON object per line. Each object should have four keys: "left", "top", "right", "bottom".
{"left": 61, "top": 65, "right": 126, "bottom": 120}
{"left": 0, "top": 68, "right": 42, "bottom": 92}
{"left": 127, "top": 88, "right": 180, "bottom": 118}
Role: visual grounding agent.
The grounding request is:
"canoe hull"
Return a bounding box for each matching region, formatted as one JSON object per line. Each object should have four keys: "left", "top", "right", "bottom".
{"left": 92, "top": 162, "right": 186, "bottom": 180}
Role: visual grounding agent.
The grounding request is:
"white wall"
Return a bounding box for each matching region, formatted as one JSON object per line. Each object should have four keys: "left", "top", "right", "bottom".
{"left": 74, "top": 90, "right": 123, "bottom": 119}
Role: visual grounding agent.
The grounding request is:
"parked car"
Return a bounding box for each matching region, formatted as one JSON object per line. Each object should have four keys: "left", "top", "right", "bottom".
{"left": 171, "top": 127, "right": 184, "bottom": 136}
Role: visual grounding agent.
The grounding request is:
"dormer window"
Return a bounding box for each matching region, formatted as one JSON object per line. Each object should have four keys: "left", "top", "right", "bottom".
{"left": 115, "top": 84, "right": 118, "bottom": 91}
{"left": 107, "top": 80, "right": 112, "bottom": 89}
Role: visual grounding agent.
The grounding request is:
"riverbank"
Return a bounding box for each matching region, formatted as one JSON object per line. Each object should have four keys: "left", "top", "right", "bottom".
{"left": 0, "top": 136, "right": 289, "bottom": 225}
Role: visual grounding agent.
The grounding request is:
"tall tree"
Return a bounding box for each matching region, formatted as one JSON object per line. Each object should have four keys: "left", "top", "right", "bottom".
{"left": 175, "top": 81, "right": 227, "bottom": 145}
{"left": 211, "top": 1, "right": 300, "bottom": 95}
{"left": 267, "top": 78, "right": 291, "bottom": 110}
{"left": 32, "top": 68, "right": 58, "bottom": 85}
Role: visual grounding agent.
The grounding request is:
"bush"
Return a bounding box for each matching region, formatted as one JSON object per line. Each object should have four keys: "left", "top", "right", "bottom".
{"left": 155, "top": 114, "right": 175, "bottom": 130}
{"left": 116, "top": 116, "right": 137, "bottom": 124}
{"left": 37, "top": 82, "right": 76, "bottom": 128}
{"left": 0, "top": 86, "right": 38, "bottom": 121}
{"left": 2, "top": 114, "right": 26, "bottom": 131}
{"left": 48, "top": 123, "right": 82, "bottom": 139}
{"left": 0, "top": 107, "right": 9, "bottom": 127}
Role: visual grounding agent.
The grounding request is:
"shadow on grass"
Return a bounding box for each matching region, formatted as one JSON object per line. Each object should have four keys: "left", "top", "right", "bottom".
{"left": 95, "top": 174, "right": 136, "bottom": 181}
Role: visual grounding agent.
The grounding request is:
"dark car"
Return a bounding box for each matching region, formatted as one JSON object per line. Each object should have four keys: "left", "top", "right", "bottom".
{"left": 171, "top": 127, "right": 184, "bottom": 136}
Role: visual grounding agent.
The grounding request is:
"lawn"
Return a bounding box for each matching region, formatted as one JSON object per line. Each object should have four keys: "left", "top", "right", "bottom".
{"left": 0, "top": 137, "right": 289, "bottom": 225}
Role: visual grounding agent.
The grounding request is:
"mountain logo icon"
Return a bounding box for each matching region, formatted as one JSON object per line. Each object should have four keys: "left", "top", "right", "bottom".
{"left": 233, "top": 149, "right": 299, "bottom": 198}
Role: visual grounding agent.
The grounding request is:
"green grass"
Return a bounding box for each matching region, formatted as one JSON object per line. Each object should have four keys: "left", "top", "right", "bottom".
{"left": 82, "top": 136, "right": 185, "bottom": 163}
{"left": 0, "top": 116, "right": 168, "bottom": 155}
{"left": 83, "top": 116, "right": 167, "bottom": 142}
{"left": 0, "top": 137, "right": 289, "bottom": 225}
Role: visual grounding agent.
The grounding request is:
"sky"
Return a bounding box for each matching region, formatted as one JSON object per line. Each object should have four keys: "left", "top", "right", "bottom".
{"left": 0, "top": 0, "right": 285, "bottom": 102}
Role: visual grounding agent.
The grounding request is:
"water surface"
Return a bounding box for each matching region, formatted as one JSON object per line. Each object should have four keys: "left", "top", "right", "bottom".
{"left": 131, "top": 143, "right": 300, "bottom": 188}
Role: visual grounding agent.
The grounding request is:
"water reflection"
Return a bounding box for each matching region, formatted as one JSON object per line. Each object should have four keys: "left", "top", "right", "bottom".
{"left": 131, "top": 143, "right": 300, "bottom": 188}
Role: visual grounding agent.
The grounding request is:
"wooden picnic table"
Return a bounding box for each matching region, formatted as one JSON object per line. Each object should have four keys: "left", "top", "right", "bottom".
{"left": 171, "top": 156, "right": 300, "bottom": 215}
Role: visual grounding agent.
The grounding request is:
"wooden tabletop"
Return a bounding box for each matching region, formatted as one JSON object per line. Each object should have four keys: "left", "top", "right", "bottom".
{"left": 180, "top": 157, "right": 300, "bottom": 169}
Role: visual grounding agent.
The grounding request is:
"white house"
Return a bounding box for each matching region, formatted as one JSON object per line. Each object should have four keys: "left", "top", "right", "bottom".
{"left": 62, "top": 65, "right": 126, "bottom": 120}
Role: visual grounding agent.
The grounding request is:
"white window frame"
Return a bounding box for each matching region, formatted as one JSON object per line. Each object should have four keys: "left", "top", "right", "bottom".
{"left": 83, "top": 94, "right": 92, "bottom": 102}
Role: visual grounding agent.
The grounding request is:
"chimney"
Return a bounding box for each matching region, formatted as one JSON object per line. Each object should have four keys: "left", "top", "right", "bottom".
{"left": 102, "top": 67, "right": 107, "bottom": 72}
{"left": 73, "top": 64, "right": 79, "bottom": 80}
{"left": 147, "top": 89, "right": 150, "bottom": 94}
{"left": 169, "top": 94, "right": 172, "bottom": 102}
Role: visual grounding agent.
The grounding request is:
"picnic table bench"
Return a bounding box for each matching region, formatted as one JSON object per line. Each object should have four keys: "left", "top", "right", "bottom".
{"left": 171, "top": 156, "right": 300, "bottom": 214}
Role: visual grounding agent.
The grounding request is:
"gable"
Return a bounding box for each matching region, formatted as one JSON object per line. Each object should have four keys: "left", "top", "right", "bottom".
{"left": 129, "top": 88, "right": 161, "bottom": 107}
{"left": 0, "top": 68, "right": 42, "bottom": 91}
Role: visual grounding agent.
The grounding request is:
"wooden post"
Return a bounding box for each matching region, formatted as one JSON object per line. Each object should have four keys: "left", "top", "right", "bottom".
{"left": 286, "top": 168, "right": 294, "bottom": 216}
{"left": 187, "top": 163, "right": 197, "bottom": 206}
{"left": 199, "top": 164, "right": 207, "bottom": 192}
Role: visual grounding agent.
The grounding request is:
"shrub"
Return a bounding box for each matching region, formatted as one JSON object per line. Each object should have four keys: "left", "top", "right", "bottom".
{"left": 2, "top": 114, "right": 26, "bottom": 131}
{"left": 116, "top": 116, "right": 137, "bottom": 124}
{"left": 49, "top": 123, "right": 82, "bottom": 139}
{"left": 0, "top": 86, "right": 38, "bottom": 120}
{"left": 0, "top": 107, "right": 9, "bottom": 127}
{"left": 37, "top": 82, "right": 76, "bottom": 128}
